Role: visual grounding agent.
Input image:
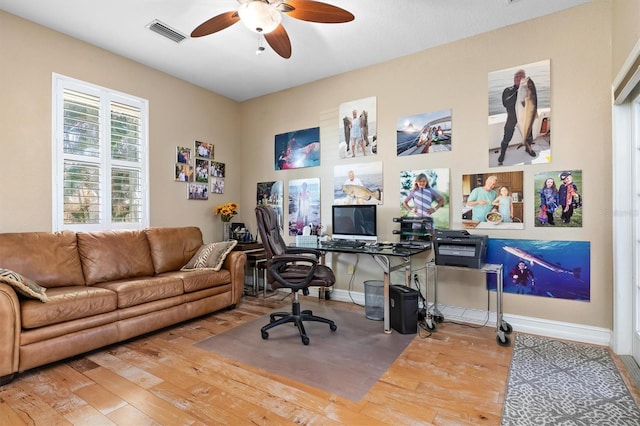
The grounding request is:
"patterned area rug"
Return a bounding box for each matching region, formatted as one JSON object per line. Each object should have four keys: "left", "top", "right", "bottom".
{"left": 194, "top": 305, "right": 415, "bottom": 401}
{"left": 502, "top": 334, "right": 640, "bottom": 425}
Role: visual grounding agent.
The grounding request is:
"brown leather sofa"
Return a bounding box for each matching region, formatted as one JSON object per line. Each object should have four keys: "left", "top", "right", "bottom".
{"left": 0, "top": 226, "right": 246, "bottom": 385}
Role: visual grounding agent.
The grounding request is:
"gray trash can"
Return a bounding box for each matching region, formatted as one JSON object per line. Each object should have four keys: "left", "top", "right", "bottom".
{"left": 364, "top": 280, "right": 384, "bottom": 320}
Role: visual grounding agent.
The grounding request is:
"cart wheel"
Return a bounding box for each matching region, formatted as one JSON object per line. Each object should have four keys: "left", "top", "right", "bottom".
{"left": 330, "top": 323, "right": 338, "bottom": 332}
{"left": 302, "top": 336, "right": 310, "bottom": 345}
{"left": 496, "top": 333, "right": 511, "bottom": 347}
{"left": 261, "top": 330, "right": 269, "bottom": 340}
{"left": 500, "top": 321, "right": 513, "bottom": 335}
{"left": 425, "top": 319, "right": 437, "bottom": 332}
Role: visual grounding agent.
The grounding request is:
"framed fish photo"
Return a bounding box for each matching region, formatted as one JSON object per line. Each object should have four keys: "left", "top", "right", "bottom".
{"left": 488, "top": 59, "right": 551, "bottom": 168}
{"left": 333, "top": 162, "right": 383, "bottom": 205}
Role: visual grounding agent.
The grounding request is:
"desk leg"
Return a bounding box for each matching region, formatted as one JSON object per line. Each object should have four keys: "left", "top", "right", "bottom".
{"left": 372, "top": 254, "right": 392, "bottom": 334}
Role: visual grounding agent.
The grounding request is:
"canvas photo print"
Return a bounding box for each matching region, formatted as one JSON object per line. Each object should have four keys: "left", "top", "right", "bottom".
{"left": 396, "top": 109, "right": 452, "bottom": 156}
{"left": 534, "top": 169, "right": 582, "bottom": 227}
{"left": 400, "top": 169, "right": 450, "bottom": 230}
{"left": 288, "top": 178, "right": 320, "bottom": 236}
{"left": 488, "top": 59, "right": 551, "bottom": 167}
{"left": 338, "top": 96, "right": 377, "bottom": 159}
{"left": 333, "top": 162, "right": 383, "bottom": 205}
{"left": 274, "top": 127, "right": 320, "bottom": 170}
{"left": 487, "top": 238, "right": 590, "bottom": 301}
{"left": 461, "top": 171, "right": 524, "bottom": 230}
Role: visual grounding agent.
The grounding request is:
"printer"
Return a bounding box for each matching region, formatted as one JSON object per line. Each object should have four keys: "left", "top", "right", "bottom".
{"left": 433, "top": 229, "right": 488, "bottom": 268}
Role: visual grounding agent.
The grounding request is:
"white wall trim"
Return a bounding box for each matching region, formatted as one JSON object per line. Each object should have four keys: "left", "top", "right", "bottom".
{"left": 328, "top": 289, "right": 612, "bottom": 348}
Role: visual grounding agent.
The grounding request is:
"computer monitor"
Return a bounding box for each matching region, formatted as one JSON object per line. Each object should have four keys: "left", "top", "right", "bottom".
{"left": 331, "top": 205, "right": 377, "bottom": 242}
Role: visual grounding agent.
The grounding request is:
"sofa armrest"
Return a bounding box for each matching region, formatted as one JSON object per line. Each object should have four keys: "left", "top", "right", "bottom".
{"left": 0, "top": 283, "right": 21, "bottom": 379}
{"left": 223, "top": 251, "right": 246, "bottom": 305}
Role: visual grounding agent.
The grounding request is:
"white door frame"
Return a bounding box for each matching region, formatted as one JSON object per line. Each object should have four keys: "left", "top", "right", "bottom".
{"left": 612, "top": 40, "right": 640, "bottom": 356}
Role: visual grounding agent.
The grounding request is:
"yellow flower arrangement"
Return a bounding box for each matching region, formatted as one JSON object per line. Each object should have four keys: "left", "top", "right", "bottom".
{"left": 214, "top": 202, "right": 238, "bottom": 222}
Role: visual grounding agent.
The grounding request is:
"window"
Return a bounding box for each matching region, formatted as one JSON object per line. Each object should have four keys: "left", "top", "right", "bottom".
{"left": 52, "top": 74, "right": 149, "bottom": 231}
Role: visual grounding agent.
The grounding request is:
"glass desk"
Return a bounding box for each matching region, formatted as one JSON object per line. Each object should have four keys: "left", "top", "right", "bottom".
{"left": 293, "top": 242, "right": 431, "bottom": 334}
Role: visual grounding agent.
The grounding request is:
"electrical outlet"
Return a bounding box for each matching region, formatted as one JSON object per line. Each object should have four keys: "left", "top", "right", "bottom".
{"left": 347, "top": 264, "right": 354, "bottom": 275}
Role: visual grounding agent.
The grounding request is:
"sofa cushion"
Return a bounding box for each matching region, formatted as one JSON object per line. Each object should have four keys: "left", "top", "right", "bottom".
{"left": 0, "top": 231, "right": 85, "bottom": 287}
{"left": 77, "top": 230, "right": 155, "bottom": 285}
{"left": 161, "top": 269, "right": 232, "bottom": 293}
{"left": 181, "top": 241, "right": 237, "bottom": 272}
{"left": 0, "top": 268, "right": 49, "bottom": 302}
{"left": 21, "top": 286, "right": 118, "bottom": 329}
{"left": 93, "top": 276, "right": 184, "bottom": 309}
{"left": 144, "top": 227, "right": 204, "bottom": 274}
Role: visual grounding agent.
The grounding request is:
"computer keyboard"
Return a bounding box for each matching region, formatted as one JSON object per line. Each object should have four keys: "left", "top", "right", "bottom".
{"left": 320, "top": 240, "right": 366, "bottom": 249}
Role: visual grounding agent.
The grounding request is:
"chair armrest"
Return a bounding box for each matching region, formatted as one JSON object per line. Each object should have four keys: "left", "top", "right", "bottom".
{"left": 270, "top": 254, "right": 318, "bottom": 290}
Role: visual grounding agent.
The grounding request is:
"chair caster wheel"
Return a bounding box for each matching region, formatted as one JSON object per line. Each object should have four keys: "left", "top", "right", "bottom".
{"left": 302, "top": 310, "right": 312, "bottom": 315}
{"left": 261, "top": 331, "right": 269, "bottom": 340}
{"left": 330, "top": 323, "right": 337, "bottom": 331}
{"left": 302, "top": 336, "right": 310, "bottom": 345}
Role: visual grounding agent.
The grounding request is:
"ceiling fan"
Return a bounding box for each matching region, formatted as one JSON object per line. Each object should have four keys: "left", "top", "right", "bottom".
{"left": 191, "top": 0, "right": 354, "bottom": 59}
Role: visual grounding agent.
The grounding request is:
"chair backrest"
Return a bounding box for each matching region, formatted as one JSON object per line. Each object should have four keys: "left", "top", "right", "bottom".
{"left": 255, "top": 205, "right": 288, "bottom": 260}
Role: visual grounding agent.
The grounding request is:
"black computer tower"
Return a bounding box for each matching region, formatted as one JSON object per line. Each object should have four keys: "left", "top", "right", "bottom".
{"left": 389, "top": 285, "right": 418, "bottom": 334}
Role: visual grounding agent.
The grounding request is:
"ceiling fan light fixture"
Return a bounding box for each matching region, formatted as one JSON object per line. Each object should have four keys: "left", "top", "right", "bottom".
{"left": 238, "top": 1, "right": 282, "bottom": 34}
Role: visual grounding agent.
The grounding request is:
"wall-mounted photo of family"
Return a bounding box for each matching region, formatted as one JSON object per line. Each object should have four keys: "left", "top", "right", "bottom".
{"left": 461, "top": 171, "right": 524, "bottom": 230}
{"left": 338, "top": 96, "right": 377, "bottom": 159}
{"left": 396, "top": 109, "right": 452, "bottom": 156}
{"left": 534, "top": 170, "right": 582, "bottom": 227}
{"left": 488, "top": 59, "right": 551, "bottom": 167}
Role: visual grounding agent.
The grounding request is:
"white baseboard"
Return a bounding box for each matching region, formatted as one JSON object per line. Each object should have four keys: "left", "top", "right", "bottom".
{"left": 326, "top": 288, "right": 613, "bottom": 348}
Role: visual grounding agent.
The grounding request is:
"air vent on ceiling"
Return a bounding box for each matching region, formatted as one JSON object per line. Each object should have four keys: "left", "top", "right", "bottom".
{"left": 147, "top": 20, "right": 187, "bottom": 43}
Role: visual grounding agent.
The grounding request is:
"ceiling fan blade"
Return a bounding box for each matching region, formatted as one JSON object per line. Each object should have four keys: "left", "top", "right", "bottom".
{"left": 191, "top": 11, "right": 240, "bottom": 37}
{"left": 282, "top": 0, "right": 354, "bottom": 23}
{"left": 264, "top": 25, "right": 292, "bottom": 59}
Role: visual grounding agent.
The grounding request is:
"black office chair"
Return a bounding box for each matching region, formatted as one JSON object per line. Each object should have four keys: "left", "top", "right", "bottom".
{"left": 255, "top": 205, "right": 337, "bottom": 345}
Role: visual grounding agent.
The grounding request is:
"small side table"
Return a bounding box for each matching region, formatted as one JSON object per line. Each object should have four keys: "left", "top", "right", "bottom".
{"left": 233, "top": 242, "right": 272, "bottom": 297}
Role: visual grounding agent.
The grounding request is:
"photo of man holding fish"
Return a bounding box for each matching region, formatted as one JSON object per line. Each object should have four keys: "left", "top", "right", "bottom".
{"left": 488, "top": 60, "right": 551, "bottom": 167}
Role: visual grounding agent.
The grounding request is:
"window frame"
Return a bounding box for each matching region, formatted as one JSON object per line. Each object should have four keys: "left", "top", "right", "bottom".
{"left": 51, "top": 73, "right": 149, "bottom": 231}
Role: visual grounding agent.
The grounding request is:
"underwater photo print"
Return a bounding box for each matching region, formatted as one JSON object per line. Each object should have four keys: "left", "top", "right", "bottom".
{"left": 486, "top": 238, "right": 590, "bottom": 301}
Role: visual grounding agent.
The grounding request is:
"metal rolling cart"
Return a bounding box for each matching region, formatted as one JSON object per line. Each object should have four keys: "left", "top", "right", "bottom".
{"left": 424, "top": 260, "right": 513, "bottom": 346}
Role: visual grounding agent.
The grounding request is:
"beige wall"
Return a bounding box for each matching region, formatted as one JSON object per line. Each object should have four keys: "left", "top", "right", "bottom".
{"left": 0, "top": 11, "right": 241, "bottom": 242}
{"left": 239, "top": 2, "right": 615, "bottom": 328}
{"left": 612, "top": 0, "right": 640, "bottom": 77}
{"left": 0, "top": 1, "right": 628, "bottom": 330}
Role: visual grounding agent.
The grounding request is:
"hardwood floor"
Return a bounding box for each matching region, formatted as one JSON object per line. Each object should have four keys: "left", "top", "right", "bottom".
{"left": 1, "top": 295, "right": 638, "bottom": 425}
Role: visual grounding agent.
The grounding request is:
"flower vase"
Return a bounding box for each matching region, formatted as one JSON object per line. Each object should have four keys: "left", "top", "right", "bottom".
{"left": 222, "top": 221, "right": 232, "bottom": 241}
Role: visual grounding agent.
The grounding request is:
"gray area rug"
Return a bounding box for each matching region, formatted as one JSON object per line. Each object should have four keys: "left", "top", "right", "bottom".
{"left": 194, "top": 305, "right": 415, "bottom": 401}
{"left": 502, "top": 334, "right": 640, "bottom": 425}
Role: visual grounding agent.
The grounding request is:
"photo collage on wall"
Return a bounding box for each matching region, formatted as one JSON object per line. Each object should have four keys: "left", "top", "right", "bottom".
{"left": 175, "top": 140, "right": 226, "bottom": 200}
{"left": 250, "top": 62, "right": 588, "bottom": 299}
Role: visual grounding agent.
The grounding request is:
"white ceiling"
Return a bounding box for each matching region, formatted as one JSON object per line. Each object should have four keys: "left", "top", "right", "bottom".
{"left": 1, "top": 0, "right": 590, "bottom": 102}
